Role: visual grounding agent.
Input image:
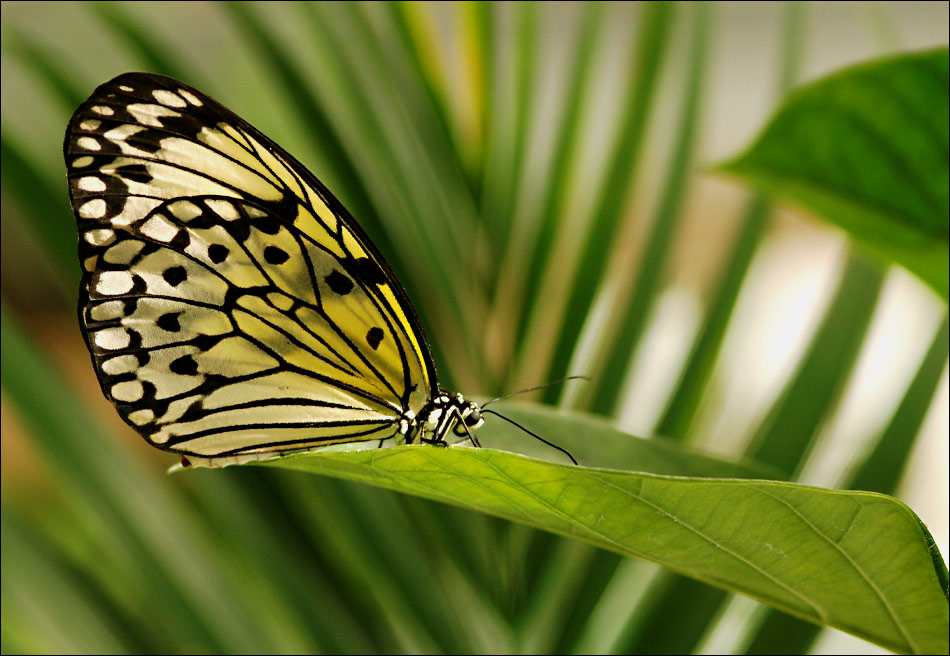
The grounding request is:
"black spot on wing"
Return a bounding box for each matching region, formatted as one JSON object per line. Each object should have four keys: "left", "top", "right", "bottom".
{"left": 325, "top": 270, "right": 354, "bottom": 295}
{"left": 366, "top": 327, "right": 384, "bottom": 351}
{"left": 263, "top": 246, "right": 289, "bottom": 265}
{"left": 352, "top": 257, "right": 388, "bottom": 286}
{"left": 157, "top": 312, "right": 182, "bottom": 332}
{"left": 208, "top": 244, "right": 229, "bottom": 263}
{"left": 170, "top": 354, "right": 198, "bottom": 376}
{"left": 163, "top": 266, "right": 187, "bottom": 286}
{"left": 251, "top": 212, "right": 283, "bottom": 235}
{"left": 169, "top": 230, "right": 191, "bottom": 250}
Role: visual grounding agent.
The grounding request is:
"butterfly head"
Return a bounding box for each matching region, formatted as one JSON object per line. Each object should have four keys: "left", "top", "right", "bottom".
{"left": 412, "top": 391, "right": 484, "bottom": 445}
{"left": 453, "top": 396, "right": 484, "bottom": 436}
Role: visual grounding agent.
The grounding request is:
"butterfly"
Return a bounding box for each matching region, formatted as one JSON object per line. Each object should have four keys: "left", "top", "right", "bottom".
{"left": 63, "top": 72, "right": 491, "bottom": 468}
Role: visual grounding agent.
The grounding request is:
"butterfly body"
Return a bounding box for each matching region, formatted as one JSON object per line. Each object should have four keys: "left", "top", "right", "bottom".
{"left": 65, "top": 72, "right": 481, "bottom": 467}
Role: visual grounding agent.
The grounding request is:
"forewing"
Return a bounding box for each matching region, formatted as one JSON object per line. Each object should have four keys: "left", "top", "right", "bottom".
{"left": 64, "top": 72, "right": 434, "bottom": 464}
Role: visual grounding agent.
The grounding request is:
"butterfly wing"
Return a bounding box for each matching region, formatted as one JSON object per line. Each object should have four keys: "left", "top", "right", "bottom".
{"left": 64, "top": 72, "right": 437, "bottom": 465}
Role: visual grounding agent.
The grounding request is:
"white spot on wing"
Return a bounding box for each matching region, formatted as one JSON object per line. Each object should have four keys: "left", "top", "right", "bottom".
{"left": 78, "top": 199, "right": 106, "bottom": 219}
{"left": 84, "top": 229, "right": 116, "bottom": 246}
{"left": 128, "top": 409, "right": 155, "bottom": 425}
{"left": 104, "top": 123, "right": 146, "bottom": 143}
{"left": 102, "top": 354, "right": 139, "bottom": 375}
{"left": 112, "top": 380, "right": 145, "bottom": 402}
{"left": 106, "top": 196, "right": 162, "bottom": 228}
{"left": 178, "top": 89, "right": 202, "bottom": 106}
{"left": 140, "top": 214, "right": 180, "bottom": 242}
{"left": 169, "top": 200, "right": 202, "bottom": 222}
{"left": 127, "top": 103, "right": 182, "bottom": 128}
{"left": 96, "top": 270, "right": 134, "bottom": 295}
{"left": 77, "top": 136, "right": 101, "bottom": 151}
{"left": 94, "top": 327, "right": 131, "bottom": 350}
{"left": 153, "top": 89, "right": 188, "bottom": 108}
{"left": 78, "top": 176, "right": 107, "bottom": 192}
{"left": 103, "top": 239, "right": 145, "bottom": 264}
{"left": 90, "top": 300, "right": 127, "bottom": 321}
{"left": 79, "top": 119, "right": 101, "bottom": 131}
{"left": 72, "top": 156, "right": 95, "bottom": 168}
{"left": 91, "top": 105, "right": 115, "bottom": 116}
{"left": 205, "top": 199, "right": 240, "bottom": 221}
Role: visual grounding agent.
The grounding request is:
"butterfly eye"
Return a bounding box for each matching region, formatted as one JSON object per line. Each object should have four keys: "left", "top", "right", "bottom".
{"left": 464, "top": 406, "right": 482, "bottom": 427}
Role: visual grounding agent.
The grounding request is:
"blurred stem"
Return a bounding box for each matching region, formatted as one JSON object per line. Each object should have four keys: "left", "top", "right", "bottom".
{"left": 459, "top": 0, "right": 494, "bottom": 185}
{"left": 581, "top": 1, "right": 712, "bottom": 413}
{"left": 744, "top": 252, "right": 885, "bottom": 476}
{"left": 516, "top": 1, "right": 674, "bottom": 394}
{"left": 652, "top": 196, "right": 771, "bottom": 439}
{"left": 299, "top": 2, "right": 484, "bottom": 382}
{"left": 388, "top": 2, "right": 477, "bottom": 201}
{"left": 0, "top": 300, "right": 305, "bottom": 652}
{"left": 481, "top": 1, "right": 538, "bottom": 260}
{"left": 223, "top": 1, "right": 384, "bottom": 249}
{"left": 5, "top": 29, "right": 86, "bottom": 110}
{"left": 1, "top": 510, "right": 137, "bottom": 654}
{"left": 613, "top": 2, "right": 804, "bottom": 429}
{"left": 89, "top": 2, "right": 188, "bottom": 80}
{"left": 847, "top": 314, "right": 949, "bottom": 492}
{"left": 492, "top": 1, "right": 604, "bottom": 389}
{"left": 617, "top": 574, "right": 734, "bottom": 654}
{"left": 1, "top": 135, "right": 77, "bottom": 299}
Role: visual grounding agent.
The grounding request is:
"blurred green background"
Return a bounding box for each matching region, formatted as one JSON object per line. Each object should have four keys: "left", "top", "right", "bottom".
{"left": 2, "top": 2, "right": 947, "bottom": 653}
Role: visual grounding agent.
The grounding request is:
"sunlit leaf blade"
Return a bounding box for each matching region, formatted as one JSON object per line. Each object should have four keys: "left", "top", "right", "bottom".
{"left": 629, "top": 9, "right": 817, "bottom": 652}
{"left": 264, "top": 443, "right": 949, "bottom": 654}
{"left": 718, "top": 48, "right": 950, "bottom": 299}
{"left": 3, "top": 3, "right": 947, "bottom": 654}
{"left": 473, "top": 403, "right": 780, "bottom": 478}
{"left": 641, "top": 249, "right": 884, "bottom": 654}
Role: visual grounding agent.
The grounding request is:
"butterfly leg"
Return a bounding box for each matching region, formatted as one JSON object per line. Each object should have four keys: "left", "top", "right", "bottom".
{"left": 447, "top": 405, "right": 482, "bottom": 448}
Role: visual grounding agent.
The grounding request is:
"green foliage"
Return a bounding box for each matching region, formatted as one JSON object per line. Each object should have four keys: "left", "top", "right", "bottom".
{"left": 269, "top": 438, "right": 948, "bottom": 655}
{"left": 2, "top": 2, "right": 947, "bottom": 654}
{"left": 719, "top": 48, "right": 950, "bottom": 299}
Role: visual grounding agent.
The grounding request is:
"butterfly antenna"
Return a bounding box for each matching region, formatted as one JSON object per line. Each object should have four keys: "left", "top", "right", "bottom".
{"left": 482, "top": 375, "right": 590, "bottom": 409}
{"left": 480, "top": 409, "right": 578, "bottom": 465}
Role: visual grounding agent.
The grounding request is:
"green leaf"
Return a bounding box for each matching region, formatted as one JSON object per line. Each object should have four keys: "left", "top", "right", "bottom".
{"left": 717, "top": 48, "right": 950, "bottom": 299}
{"left": 261, "top": 432, "right": 948, "bottom": 655}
